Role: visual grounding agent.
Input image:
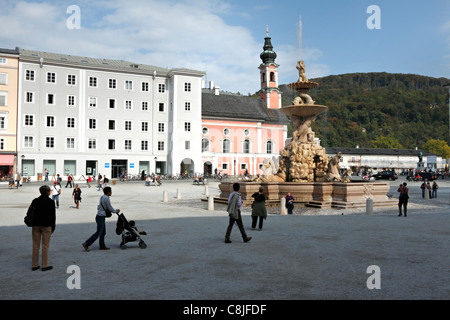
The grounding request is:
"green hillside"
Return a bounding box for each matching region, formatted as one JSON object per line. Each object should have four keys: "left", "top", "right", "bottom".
{"left": 280, "top": 72, "right": 450, "bottom": 150}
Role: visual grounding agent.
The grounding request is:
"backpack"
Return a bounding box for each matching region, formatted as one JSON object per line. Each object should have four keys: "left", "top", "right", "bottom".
{"left": 24, "top": 198, "right": 37, "bottom": 227}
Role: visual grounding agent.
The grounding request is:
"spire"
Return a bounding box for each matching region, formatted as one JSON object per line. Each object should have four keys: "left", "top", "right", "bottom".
{"left": 260, "top": 26, "right": 277, "bottom": 64}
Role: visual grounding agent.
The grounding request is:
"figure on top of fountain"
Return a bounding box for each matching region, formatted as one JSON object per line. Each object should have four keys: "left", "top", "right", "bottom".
{"left": 296, "top": 60, "right": 308, "bottom": 82}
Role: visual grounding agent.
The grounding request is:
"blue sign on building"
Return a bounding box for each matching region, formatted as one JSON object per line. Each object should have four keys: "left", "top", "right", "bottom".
{"left": 105, "top": 163, "right": 110, "bottom": 168}
{"left": 130, "top": 163, "right": 134, "bottom": 168}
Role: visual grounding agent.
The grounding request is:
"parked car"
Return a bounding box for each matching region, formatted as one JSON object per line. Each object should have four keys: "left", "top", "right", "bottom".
{"left": 407, "top": 172, "right": 437, "bottom": 181}
{"left": 371, "top": 171, "right": 398, "bottom": 180}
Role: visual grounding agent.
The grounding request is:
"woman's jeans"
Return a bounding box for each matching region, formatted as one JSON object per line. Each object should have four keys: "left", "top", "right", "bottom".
{"left": 85, "top": 215, "right": 106, "bottom": 248}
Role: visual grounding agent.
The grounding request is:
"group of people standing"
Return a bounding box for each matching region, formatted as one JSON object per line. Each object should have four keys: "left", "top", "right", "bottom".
{"left": 420, "top": 181, "right": 439, "bottom": 199}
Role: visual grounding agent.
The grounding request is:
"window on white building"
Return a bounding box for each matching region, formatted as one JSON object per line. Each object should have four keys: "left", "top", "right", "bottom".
{"left": 47, "top": 72, "right": 56, "bottom": 83}
{"left": 47, "top": 94, "right": 55, "bottom": 105}
{"left": 88, "top": 138, "right": 96, "bottom": 149}
{"left": 108, "top": 120, "right": 115, "bottom": 130}
{"left": 158, "top": 123, "right": 164, "bottom": 132}
{"left": 125, "top": 80, "right": 133, "bottom": 91}
{"left": 141, "top": 140, "right": 148, "bottom": 151}
{"left": 125, "top": 100, "right": 132, "bottom": 110}
{"left": 108, "top": 139, "right": 115, "bottom": 150}
{"left": 185, "top": 141, "right": 190, "bottom": 150}
{"left": 124, "top": 121, "right": 132, "bottom": 131}
{"left": 158, "top": 141, "right": 164, "bottom": 151}
{"left": 141, "top": 82, "right": 149, "bottom": 91}
{"left": 158, "top": 84, "right": 165, "bottom": 93}
{"left": 67, "top": 118, "right": 75, "bottom": 128}
{"left": 68, "top": 95, "right": 75, "bottom": 106}
{"left": 46, "top": 116, "right": 54, "bottom": 127}
{"left": 25, "top": 70, "right": 35, "bottom": 81}
{"left": 89, "top": 77, "right": 97, "bottom": 87}
{"left": 46, "top": 137, "right": 55, "bottom": 148}
{"left": 66, "top": 137, "right": 75, "bottom": 149}
{"left": 24, "top": 115, "right": 34, "bottom": 126}
{"left": 124, "top": 140, "right": 132, "bottom": 150}
{"left": 142, "top": 101, "right": 148, "bottom": 111}
{"left": 89, "top": 119, "right": 96, "bottom": 129}
{"left": 142, "top": 122, "right": 148, "bottom": 132}
{"left": 185, "top": 102, "right": 191, "bottom": 111}
{"left": 26, "top": 92, "right": 33, "bottom": 103}
{"left": 89, "top": 97, "right": 97, "bottom": 108}
{"left": 109, "top": 99, "right": 116, "bottom": 109}
{"left": 67, "top": 74, "right": 76, "bottom": 85}
{"left": 24, "top": 136, "right": 34, "bottom": 148}
{"left": 185, "top": 82, "right": 191, "bottom": 92}
{"left": 109, "top": 79, "right": 116, "bottom": 89}
{"left": 158, "top": 103, "right": 164, "bottom": 112}
{"left": 184, "top": 122, "right": 191, "bottom": 132}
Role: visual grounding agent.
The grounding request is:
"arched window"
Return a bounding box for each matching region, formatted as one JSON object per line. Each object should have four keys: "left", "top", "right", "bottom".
{"left": 270, "top": 72, "right": 275, "bottom": 82}
{"left": 243, "top": 139, "right": 250, "bottom": 154}
{"left": 202, "top": 138, "right": 209, "bottom": 152}
{"left": 266, "top": 141, "right": 273, "bottom": 154}
{"left": 223, "top": 138, "right": 231, "bottom": 153}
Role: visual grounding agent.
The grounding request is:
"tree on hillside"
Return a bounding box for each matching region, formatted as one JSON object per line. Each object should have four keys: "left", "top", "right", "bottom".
{"left": 422, "top": 139, "right": 450, "bottom": 159}
{"left": 371, "top": 136, "right": 402, "bottom": 149}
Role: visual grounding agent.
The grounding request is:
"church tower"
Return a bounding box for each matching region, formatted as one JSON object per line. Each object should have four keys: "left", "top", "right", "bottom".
{"left": 259, "top": 27, "right": 282, "bottom": 109}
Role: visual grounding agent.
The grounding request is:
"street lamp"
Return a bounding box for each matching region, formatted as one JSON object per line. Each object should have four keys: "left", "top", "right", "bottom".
{"left": 154, "top": 157, "right": 157, "bottom": 174}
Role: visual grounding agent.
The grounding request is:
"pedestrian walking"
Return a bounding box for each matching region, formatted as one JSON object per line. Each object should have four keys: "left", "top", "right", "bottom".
{"left": 251, "top": 186, "right": 267, "bottom": 230}
{"left": 15, "top": 171, "right": 21, "bottom": 189}
{"left": 420, "top": 181, "right": 426, "bottom": 198}
{"left": 82, "top": 186, "right": 120, "bottom": 251}
{"left": 224, "top": 183, "right": 252, "bottom": 244}
{"left": 65, "top": 174, "right": 73, "bottom": 188}
{"left": 30, "top": 185, "right": 56, "bottom": 271}
{"left": 87, "top": 175, "right": 92, "bottom": 188}
{"left": 432, "top": 181, "right": 439, "bottom": 198}
{"left": 72, "top": 184, "right": 82, "bottom": 209}
{"left": 285, "top": 192, "right": 295, "bottom": 214}
{"left": 397, "top": 182, "right": 409, "bottom": 217}
{"left": 51, "top": 181, "right": 61, "bottom": 209}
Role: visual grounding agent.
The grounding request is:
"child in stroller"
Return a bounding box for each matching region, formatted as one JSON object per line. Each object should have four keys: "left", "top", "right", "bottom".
{"left": 115, "top": 213, "right": 147, "bottom": 249}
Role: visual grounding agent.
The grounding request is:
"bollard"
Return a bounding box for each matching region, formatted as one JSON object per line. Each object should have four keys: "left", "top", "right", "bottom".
{"left": 366, "top": 198, "right": 373, "bottom": 214}
{"left": 208, "top": 195, "right": 214, "bottom": 211}
{"left": 163, "top": 190, "right": 168, "bottom": 203}
{"left": 177, "top": 188, "right": 181, "bottom": 199}
{"left": 280, "top": 197, "right": 287, "bottom": 215}
{"left": 424, "top": 189, "right": 429, "bottom": 200}
{"left": 205, "top": 185, "right": 209, "bottom": 196}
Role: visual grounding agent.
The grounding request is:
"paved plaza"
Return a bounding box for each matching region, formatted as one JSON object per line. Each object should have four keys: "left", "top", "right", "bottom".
{"left": 0, "top": 177, "right": 449, "bottom": 301}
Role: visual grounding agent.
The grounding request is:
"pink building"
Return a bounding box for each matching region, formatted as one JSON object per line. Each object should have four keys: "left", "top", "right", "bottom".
{"left": 201, "top": 32, "right": 289, "bottom": 176}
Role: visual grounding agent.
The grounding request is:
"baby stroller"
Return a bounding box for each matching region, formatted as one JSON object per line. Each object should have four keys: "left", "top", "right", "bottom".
{"left": 115, "top": 213, "right": 147, "bottom": 249}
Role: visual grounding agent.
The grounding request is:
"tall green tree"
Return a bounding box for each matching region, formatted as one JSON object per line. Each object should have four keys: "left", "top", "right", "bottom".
{"left": 422, "top": 139, "right": 450, "bottom": 159}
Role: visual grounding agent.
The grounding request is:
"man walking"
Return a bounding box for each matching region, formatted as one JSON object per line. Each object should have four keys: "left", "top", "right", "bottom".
{"left": 225, "top": 183, "right": 252, "bottom": 244}
{"left": 51, "top": 181, "right": 61, "bottom": 209}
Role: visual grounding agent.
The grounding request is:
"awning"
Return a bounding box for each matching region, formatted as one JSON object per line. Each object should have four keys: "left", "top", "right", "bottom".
{"left": 0, "top": 155, "right": 15, "bottom": 166}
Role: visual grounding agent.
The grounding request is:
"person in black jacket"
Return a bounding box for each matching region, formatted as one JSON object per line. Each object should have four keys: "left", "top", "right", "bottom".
{"left": 31, "top": 185, "right": 56, "bottom": 271}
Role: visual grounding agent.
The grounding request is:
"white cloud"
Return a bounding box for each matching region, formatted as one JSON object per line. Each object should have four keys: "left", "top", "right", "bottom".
{"left": 0, "top": 0, "right": 328, "bottom": 93}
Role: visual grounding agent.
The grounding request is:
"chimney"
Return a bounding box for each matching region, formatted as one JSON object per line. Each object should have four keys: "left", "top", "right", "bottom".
{"left": 214, "top": 86, "right": 220, "bottom": 95}
{"left": 209, "top": 81, "right": 214, "bottom": 89}
{"left": 201, "top": 80, "right": 205, "bottom": 88}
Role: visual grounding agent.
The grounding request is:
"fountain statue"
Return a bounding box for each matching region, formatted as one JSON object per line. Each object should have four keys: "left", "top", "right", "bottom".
{"left": 255, "top": 60, "right": 347, "bottom": 183}
{"left": 216, "top": 60, "right": 394, "bottom": 209}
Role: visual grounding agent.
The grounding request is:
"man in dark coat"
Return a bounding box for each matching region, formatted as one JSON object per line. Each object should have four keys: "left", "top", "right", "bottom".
{"left": 31, "top": 185, "right": 56, "bottom": 271}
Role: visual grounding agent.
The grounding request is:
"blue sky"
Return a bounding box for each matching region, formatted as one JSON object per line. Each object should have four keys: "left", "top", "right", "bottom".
{"left": 0, "top": 0, "right": 449, "bottom": 94}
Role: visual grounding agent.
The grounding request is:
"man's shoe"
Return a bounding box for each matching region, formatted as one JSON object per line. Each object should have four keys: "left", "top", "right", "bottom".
{"left": 99, "top": 247, "right": 110, "bottom": 250}
{"left": 32, "top": 266, "right": 40, "bottom": 271}
{"left": 244, "top": 237, "right": 252, "bottom": 243}
{"left": 41, "top": 266, "right": 53, "bottom": 271}
{"left": 224, "top": 239, "right": 232, "bottom": 243}
{"left": 82, "top": 242, "right": 90, "bottom": 251}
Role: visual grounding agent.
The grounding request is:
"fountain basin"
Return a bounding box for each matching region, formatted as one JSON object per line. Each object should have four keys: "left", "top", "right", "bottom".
{"left": 214, "top": 181, "right": 395, "bottom": 209}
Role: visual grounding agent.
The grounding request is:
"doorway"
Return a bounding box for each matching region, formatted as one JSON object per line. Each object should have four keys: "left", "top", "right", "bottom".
{"left": 111, "top": 159, "right": 127, "bottom": 179}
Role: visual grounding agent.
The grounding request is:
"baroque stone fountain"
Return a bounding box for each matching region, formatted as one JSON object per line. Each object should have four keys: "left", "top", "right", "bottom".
{"left": 216, "top": 61, "right": 394, "bottom": 209}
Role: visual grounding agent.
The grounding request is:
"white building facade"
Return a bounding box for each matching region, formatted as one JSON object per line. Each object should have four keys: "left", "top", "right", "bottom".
{"left": 17, "top": 49, "right": 205, "bottom": 180}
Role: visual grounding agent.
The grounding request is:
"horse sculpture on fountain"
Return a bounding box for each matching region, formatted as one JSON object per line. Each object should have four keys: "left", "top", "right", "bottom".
{"left": 251, "top": 158, "right": 285, "bottom": 183}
